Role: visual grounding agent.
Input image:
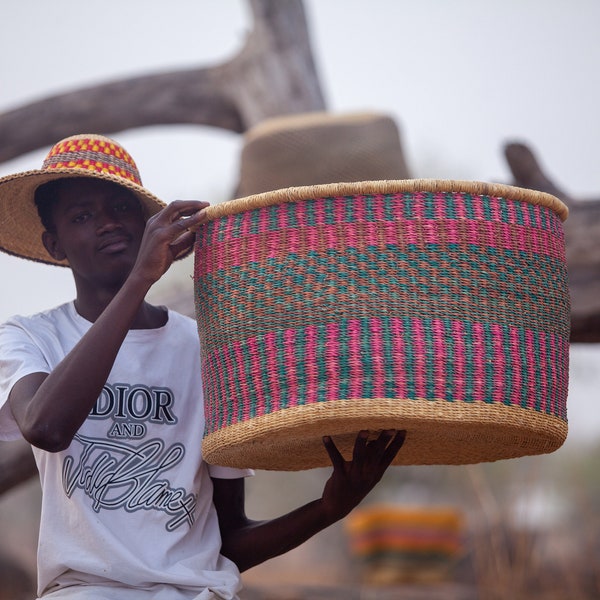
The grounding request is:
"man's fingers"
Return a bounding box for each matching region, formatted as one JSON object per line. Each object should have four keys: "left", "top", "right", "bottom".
{"left": 351, "top": 430, "right": 369, "bottom": 462}
{"left": 323, "top": 435, "right": 345, "bottom": 470}
{"left": 381, "top": 430, "right": 406, "bottom": 465}
{"left": 168, "top": 230, "right": 196, "bottom": 256}
{"left": 149, "top": 200, "right": 209, "bottom": 226}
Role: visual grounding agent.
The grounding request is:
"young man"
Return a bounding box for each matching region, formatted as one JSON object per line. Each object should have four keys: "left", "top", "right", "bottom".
{"left": 0, "top": 134, "right": 405, "bottom": 599}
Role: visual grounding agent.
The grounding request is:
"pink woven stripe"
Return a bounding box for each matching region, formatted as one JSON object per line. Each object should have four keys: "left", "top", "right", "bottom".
{"left": 522, "top": 202, "right": 532, "bottom": 229}
{"left": 473, "top": 195, "right": 485, "bottom": 221}
{"left": 432, "top": 319, "right": 446, "bottom": 400}
{"left": 325, "top": 322, "right": 341, "bottom": 401}
{"left": 232, "top": 340, "right": 253, "bottom": 420}
{"left": 509, "top": 328, "right": 524, "bottom": 404}
{"left": 199, "top": 219, "right": 563, "bottom": 274}
{"left": 525, "top": 330, "right": 537, "bottom": 409}
{"left": 412, "top": 318, "right": 427, "bottom": 398}
{"left": 354, "top": 194, "right": 367, "bottom": 224}
{"left": 451, "top": 321, "right": 466, "bottom": 402}
{"left": 305, "top": 325, "right": 320, "bottom": 404}
{"left": 402, "top": 220, "right": 419, "bottom": 246}
{"left": 220, "top": 335, "right": 240, "bottom": 418}
{"left": 490, "top": 194, "right": 502, "bottom": 224}
{"left": 423, "top": 218, "right": 438, "bottom": 245}
{"left": 306, "top": 217, "right": 319, "bottom": 254}
{"left": 202, "top": 321, "right": 569, "bottom": 433}
{"left": 490, "top": 323, "right": 506, "bottom": 405}
{"left": 538, "top": 330, "right": 548, "bottom": 414}
{"left": 471, "top": 322, "right": 485, "bottom": 402}
{"left": 434, "top": 193, "right": 447, "bottom": 220}
{"left": 283, "top": 329, "right": 299, "bottom": 408}
{"left": 369, "top": 317, "right": 386, "bottom": 398}
{"left": 373, "top": 193, "right": 387, "bottom": 230}
{"left": 412, "top": 192, "right": 425, "bottom": 219}
{"left": 348, "top": 319, "right": 364, "bottom": 398}
{"left": 247, "top": 337, "right": 267, "bottom": 415}
{"left": 454, "top": 193, "right": 467, "bottom": 220}
{"left": 264, "top": 331, "right": 282, "bottom": 413}
{"left": 390, "top": 318, "right": 407, "bottom": 399}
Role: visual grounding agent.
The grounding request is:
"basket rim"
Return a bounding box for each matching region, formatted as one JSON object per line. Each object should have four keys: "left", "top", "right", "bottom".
{"left": 202, "top": 397, "right": 568, "bottom": 471}
{"left": 203, "top": 179, "right": 568, "bottom": 223}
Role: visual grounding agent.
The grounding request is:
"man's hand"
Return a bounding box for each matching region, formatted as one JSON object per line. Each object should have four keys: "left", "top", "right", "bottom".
{"left": 133, "top": 200, "right": 209, "bottom": 284}
{"left": 320, "top": 429, "right": 406, "bottom": 520}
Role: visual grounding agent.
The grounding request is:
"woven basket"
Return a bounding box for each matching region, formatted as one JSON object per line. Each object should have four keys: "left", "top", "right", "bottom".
{"left": 344, "top": 505, "right": 464, "bottom": 584}
{"left": 194, "top": 180, "right": 570, "bottom": 470}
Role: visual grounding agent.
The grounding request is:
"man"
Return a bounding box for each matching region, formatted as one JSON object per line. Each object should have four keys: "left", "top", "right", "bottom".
{"left": 0, "top": 134, "right": 405, "bottom": 599}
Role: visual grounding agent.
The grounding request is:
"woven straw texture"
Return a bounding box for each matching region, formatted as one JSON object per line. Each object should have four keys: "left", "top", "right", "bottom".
{"left": 194, "top": 180, "right": 570, "bottom": 470}
{"left": 236, "top": 112, "right": 410, "bottom": 197}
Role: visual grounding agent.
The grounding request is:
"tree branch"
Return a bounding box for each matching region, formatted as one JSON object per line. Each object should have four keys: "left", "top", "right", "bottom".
{"left": 0, "top": 0, "right": 324, "bottom": 163}
{"left": 505, "top": 141, "right": 600, "bottom": 342}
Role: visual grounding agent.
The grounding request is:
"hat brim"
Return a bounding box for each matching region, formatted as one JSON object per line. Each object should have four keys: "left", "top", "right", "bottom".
{"left": 0, "top": 168, "right": 170, "bottom": 267}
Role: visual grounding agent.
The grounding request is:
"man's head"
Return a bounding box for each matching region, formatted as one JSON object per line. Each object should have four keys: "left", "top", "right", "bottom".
{"left": 0, "top": 134, "right": 166, "bottom": 266}
{"left": 36, "top": 178, "right": 147, "bottom": 287}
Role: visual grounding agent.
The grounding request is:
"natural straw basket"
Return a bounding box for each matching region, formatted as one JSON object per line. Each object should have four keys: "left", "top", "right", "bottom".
{"left": 194, "top": 180, "right": 570, "bottom": 470}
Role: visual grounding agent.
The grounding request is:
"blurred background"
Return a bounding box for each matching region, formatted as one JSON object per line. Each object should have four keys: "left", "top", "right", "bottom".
{"left": 1, "top": 1, "right": 599, "bottom": 598}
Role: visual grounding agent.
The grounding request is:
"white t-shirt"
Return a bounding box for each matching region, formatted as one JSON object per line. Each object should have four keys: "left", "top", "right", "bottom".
{"left": 0, "top": 302, "right": 251, "bottom": 600}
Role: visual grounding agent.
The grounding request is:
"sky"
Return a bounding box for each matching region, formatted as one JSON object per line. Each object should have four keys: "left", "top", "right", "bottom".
{"left": 1, "top": 0, "right": 600, "bottom": 444}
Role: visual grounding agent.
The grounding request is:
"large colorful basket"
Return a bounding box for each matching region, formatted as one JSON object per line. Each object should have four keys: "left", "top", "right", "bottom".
{"left": 194, "top": 180, "right": 570, "bottom": 470}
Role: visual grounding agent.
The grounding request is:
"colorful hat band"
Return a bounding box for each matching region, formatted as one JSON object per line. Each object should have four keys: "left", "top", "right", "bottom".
{"left": 42, "top": 136, "right": 142, "bottom": 185}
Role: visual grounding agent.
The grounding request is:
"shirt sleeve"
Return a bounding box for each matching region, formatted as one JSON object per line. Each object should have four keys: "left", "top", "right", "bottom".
{"left": 208, "top": 464, "right": 255, "bottom": 479}
{"left": 0, "top": 320, "right": 51, "bottom": 441}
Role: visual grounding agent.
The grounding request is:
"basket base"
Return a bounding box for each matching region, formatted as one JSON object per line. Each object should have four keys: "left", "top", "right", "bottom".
{"left": 202, "top": 398, "right": 567, "bottom": 470}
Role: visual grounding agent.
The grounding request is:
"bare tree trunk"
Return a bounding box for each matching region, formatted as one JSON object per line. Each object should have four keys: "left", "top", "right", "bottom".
{"left": 0, "top": 0, "right": 325, "bottom": 163}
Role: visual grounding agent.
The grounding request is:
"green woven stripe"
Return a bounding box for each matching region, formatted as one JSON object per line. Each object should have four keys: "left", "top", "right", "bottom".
{"left": 285, "top": 200, "right": 299, "bottom": 229}
{"left": 424, "top": 192, "right": 436, "bottom": 220}
{"left": 337, "top": 319, "right": 351, "bottom": 400}
{"left": 381, "top": 317, "right": 398, "bottom": 398}
{"left": 197, "top": 244, "right": 569, "bottom": 349}
{"left": 423, "top": 317, "right": 435, "bottom": 400}
{"left": 359, "top": 320, "right": 372, "bottom": 398}
{"left": 483, "top": 323, "right": 494, "bottom": 404}
{"left": 267, "top": 203, "right": 280, "bottom": 231}
{"left": 323, "top": 196, "right": 337, "bottom": 225}
{"left": 462, "top": 321, "right": 475, "bottom": 403}
{"left": 442, "top": 318, "right": 455, "bottom": 400}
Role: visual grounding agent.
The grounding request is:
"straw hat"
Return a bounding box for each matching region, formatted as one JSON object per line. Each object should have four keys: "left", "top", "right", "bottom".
{"left": 235, "top": 112, "right": 411, "bottom": 197}
{"left": 0, "top": 133, "right": 167, "bottom": 266}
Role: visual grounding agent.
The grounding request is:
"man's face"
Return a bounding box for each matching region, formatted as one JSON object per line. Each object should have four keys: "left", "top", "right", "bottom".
{"left": 42, "top": 178, "right": 147, "bottom": 287}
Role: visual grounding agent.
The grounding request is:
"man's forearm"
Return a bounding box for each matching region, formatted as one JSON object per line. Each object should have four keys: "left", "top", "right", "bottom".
{"left": 11, "top": 275, "right": 152, "bottom": 451}
{"left": 220, "top": 497, "right": 341, "bottom": 572}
